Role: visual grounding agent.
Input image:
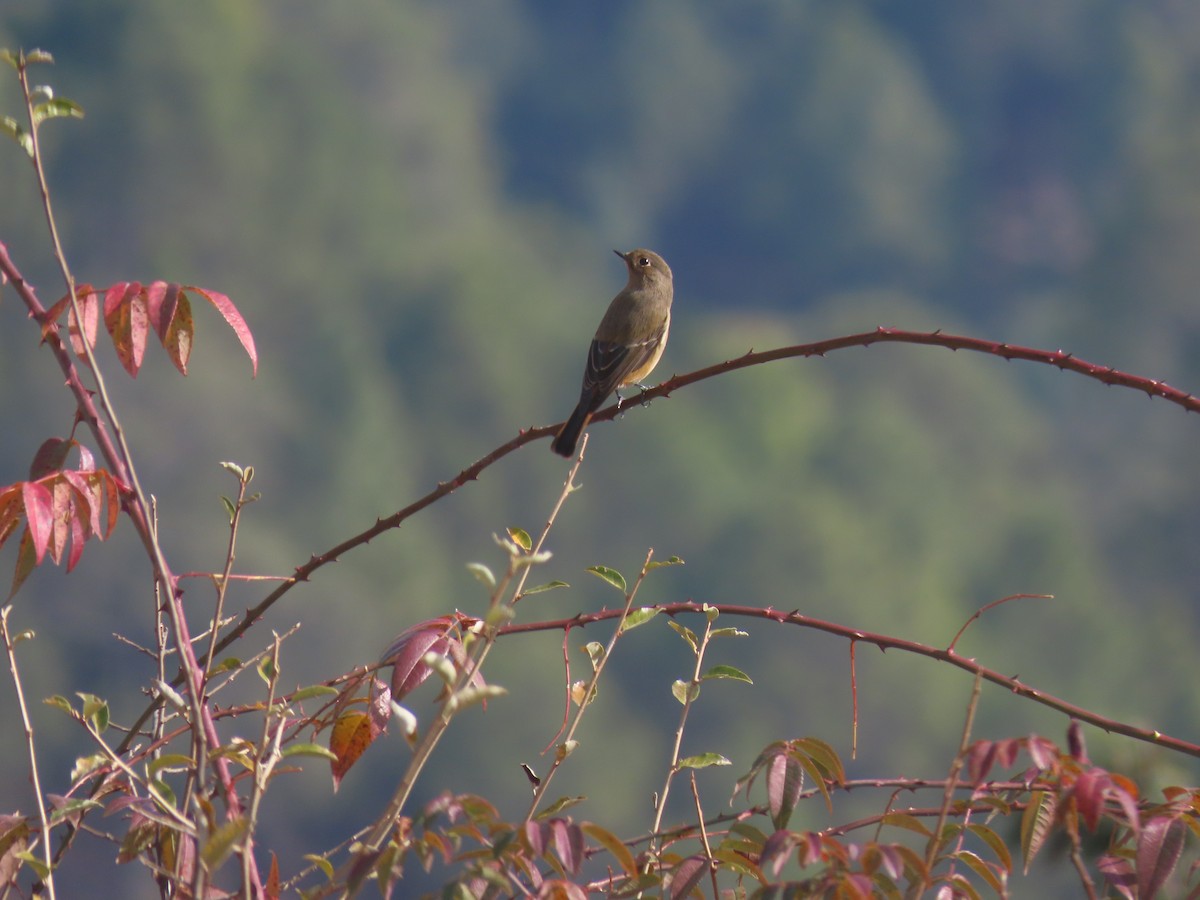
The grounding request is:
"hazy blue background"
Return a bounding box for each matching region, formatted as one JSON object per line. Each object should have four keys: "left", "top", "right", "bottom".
{"left": 2, "top": 2, "right": 1199, "bottom": 894}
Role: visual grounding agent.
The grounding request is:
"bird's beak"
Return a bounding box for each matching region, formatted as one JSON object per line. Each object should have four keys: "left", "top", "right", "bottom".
{"left": 613, "top": 249, "right": 626, "bottom": 261}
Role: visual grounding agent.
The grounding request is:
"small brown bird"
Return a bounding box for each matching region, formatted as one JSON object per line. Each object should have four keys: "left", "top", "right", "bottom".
{"left": 551, "top": 248, "right": 674, "bottom": 457}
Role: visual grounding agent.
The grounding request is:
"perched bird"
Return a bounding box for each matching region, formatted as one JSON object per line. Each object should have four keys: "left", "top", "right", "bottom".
{"left": 551, "top": 248, "right": 674, "bottom": 457}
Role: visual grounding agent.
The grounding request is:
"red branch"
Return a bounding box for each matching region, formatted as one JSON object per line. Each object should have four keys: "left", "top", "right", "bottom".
{"left": 498, "top": 602, "right": 1200, "bottom": 759}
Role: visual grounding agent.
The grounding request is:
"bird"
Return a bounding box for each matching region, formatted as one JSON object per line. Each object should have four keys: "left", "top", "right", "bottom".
{"left": 551, "top": 248, "right": 674, "bottom": 457}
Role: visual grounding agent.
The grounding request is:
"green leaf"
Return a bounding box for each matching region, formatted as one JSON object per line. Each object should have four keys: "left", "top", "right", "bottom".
{"left": 291, "top": 684, "right": 339, "bottom": 702}
{"left": 446, "top": 684, "right": 507, "bottom": 713}
{"left": 25, "top": 49, "right": 55, "bottom": 65}
{"left": 47, "top": 797, "right": 101, "bottom": 825}
{"left": 586, "top": 565, "right": 626, "bottom": 592}
{"left": 281, "top": 742, "right": 338, "bottom": 761}
{"left": 209, "top": 656, "right": 241, "bottom": 675}
{"left": 77, "top": 692, "right": 109, "bottom": 733}
{"left": 14, "top": 851, "right": 49, "bottom": 879}
{"left": 537, "top": 795, "right": 586, "bottom": 818}
{"left": 44, "top": 695, "right": 73, "bottom": 715}
{"left": 1020, "top": 790, "right": 1057, "bottom": 874}
{"left": 257, "top": 656, "right": 277, "bottom": 684}
{"left": 668, "top": 620, "right": 697, "bottom": 652}
{"left": 506, "top": 526, "right": 532, "bottom": 551}
{"left": 582, "top": 642, "right": 605, "bottom": 670}
{"left": 646, "top": 555, "right": 684, "bottom": 570}
{"left": 967, "top": 823, "right": 1013, "bottom": 872}
{"left": 201, "top": 816, "right": 248, "bottom": 870}
{"left": 220, "top": 495, "right": 237, "bottom": 523}
{"left": 0, "top": 116, "right": 32, "bottom": 157}
{"left": 709, "top": 627, "right": 748, "bottom": 639}
{"left": 522, "top": 580, "right": 569, "bottom": 595}
{"left": 671, "top": 680, "right": 699, "bottom": 705}
{"left": 880, "top": 812, "right": 933, "bottom": 837}
{"left": 701, "top": 664, "right": 753, "bottom": 684}
{"left": 303, "top": 854, "right": 335, "bottom": 880}
{"left": 466, "top": 562, "right": 496, "bottom": 589}
{"left": 678, "top": 753, "right": 731, "bottom": 770}
{"left": 32, "top": 97, "right": 84, "bottom": 125}
{"left": 147, "top": 754, "right": 195, "bottom": 777}
{"left": 620, "top": 607, "right": 660, "bottom": 631}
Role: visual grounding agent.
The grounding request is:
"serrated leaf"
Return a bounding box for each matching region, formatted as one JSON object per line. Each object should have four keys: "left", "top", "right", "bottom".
{"left": 701, "top": 664, "right": 752, "bottom": 684}
{"left": 678, "top": 753, "right": 731, "bottom": 770}
{"left": 881, "top": 812, "right": 933, "bottom": 837}
{"left": 620, "top": 607, "right": 660, "bottom": 631}
{"left": 586, "top": 565, "right": 626, "bottom": 592}
{"left": 1020, "top": 790, "right": 1057, "bottom": 873}
{"left": 1137, "top": 816, "right": 1186, "bottom": 899}
{"left": 46, "top": 797, "right": 101, "bottom": 825}
{"left": 187, "top": 285, "right": 258, "bottom": 376}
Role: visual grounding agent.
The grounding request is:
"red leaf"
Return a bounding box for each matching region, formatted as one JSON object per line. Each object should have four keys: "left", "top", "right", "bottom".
{"left": 0, "top": 486, "right": 22, "bottom": 550}
{"left": 524, "top": 820, "right": 545, "bottom": 856}
{"left": 329, "top": 711, "right": 374, "bottom": 791}
{"left": 68, "top": 285, "right": 99, "bottom": 354}
{"left": 104, "top": 282, "right": 148, "bottom": 377}
{"left": 186, "top": 285, "right": 258, "bottom": 376}
{"left": 1073, "top": 768, "right": 1112, "bottom": 832}
{"left": 1137, "top": 816, "right": 1185, "bottom": 899}
{"left": 760, "top": 829, "right": 798, "bottom": 877}
{"left": 146, "top": 283, "right": 193, "bottom": 375}
{"left": 28, "top": 438, "right": 70, "bottom": 479}
{"left": 49, "top": 478, "right": 71, "bottom": 566}
{"left": 967, "top": 740, "right": 997, "bottom": 784}
{"left": 383, "top": 622, "right": 453, "bottom": 700}
{"left": 21, "top": 481, "right": 53, "bottom": 563}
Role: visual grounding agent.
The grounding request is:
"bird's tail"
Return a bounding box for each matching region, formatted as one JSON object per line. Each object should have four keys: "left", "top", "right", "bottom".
{"left": 551, "top": 402, "right": 593, "bottom": 458}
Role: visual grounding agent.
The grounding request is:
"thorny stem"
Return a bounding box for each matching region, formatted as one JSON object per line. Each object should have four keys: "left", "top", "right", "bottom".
{"left": 11, "top": 57, "right": 259, "bottom": 893}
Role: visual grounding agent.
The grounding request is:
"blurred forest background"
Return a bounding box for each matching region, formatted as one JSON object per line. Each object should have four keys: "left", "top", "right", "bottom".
{"left": 2, "top": 1, "right": 1199, "bottom": 895}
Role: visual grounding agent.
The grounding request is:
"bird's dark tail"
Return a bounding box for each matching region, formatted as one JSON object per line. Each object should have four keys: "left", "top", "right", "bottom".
{"left": 551, "top": 402, "right": 593, "bottom": 457}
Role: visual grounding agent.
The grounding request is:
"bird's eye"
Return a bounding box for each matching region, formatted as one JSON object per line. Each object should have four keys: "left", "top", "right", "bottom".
{"left": 638, "top": 255, "right": 650, "bottom": 267}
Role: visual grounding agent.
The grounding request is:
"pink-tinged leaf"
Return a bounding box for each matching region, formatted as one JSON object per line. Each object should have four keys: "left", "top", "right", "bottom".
{"left": 187, "top": 285, "right": 258, "bottom": 376}
{"left": 29, "top": 438, "right": 70, "bottom": 479}
{"left": 9, "top": 528, "right": 37, "bottom": 599}
{"left": 549, "top": 819, "right": 584, "bottom": 875}
{"left": 1066, "top": 720, "right": 1089, "bottom": 763}
{"left": 0, "top": 814, "right": 32, "bottom": 887}
{"left": 796, "top": 831, "right": 822, "bottom": 866}
{"left": 1027, "top": 736, "right": 1058, "bottom": 772}
{"left": 766, "top": 749, "right": 803, "bottom": 830}
{"left": 21, "top": 481, "right": 54, "bottom": 562}
{"left": 669, "top": 855, "right": 708, "bottom": 900}
{"left": 993, "top": 737, "right": 1021, "bottom": 770}
{"left": 1137, "top": 816, "right": 1186, "bottom": 899}
{"left": 1074, "top": 768, "right": 1114, "bottom": 832}
{"left": 967, "top": 741, "right": 997, "bottom": 784}
{"left": 383, "top": 622, "right": 452, "bottom": 700}
{"left": 760, "top": 829, "right": 798, "bottom": 877}
{"left": 368, "top": 679, "right": 392, "bottom": 739}
{"left": 523, "top": 820, "right": 545, "bottom": 856}
{"left": 144, "top": 282, "right": 175, "bottom": 341}
{"left": 1097, "top": 854, "right": 1137, "bottom": 899}
{"left": 76, "top": 442, "right": 95, "bottom": 472}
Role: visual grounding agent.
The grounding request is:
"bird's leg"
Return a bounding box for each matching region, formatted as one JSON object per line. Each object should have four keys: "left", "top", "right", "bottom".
{"left": 634, "top": 383, "right": 652, "bottom": 407}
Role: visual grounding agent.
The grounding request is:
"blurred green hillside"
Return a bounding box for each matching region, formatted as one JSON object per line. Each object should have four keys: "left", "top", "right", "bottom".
{"left": 2, "top": 2, "right": 1198, "bottom": 894}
